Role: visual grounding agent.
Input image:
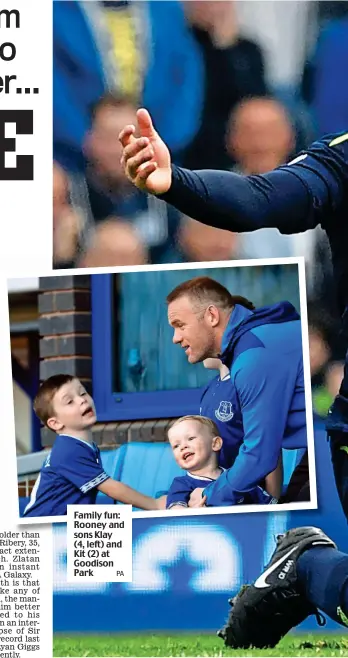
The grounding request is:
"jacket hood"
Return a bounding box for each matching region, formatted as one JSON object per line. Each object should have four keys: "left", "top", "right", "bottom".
{"left": 220, "top": 301, "right": 300, "bottom": 364}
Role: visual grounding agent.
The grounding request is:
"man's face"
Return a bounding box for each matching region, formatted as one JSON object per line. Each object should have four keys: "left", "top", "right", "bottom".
{"left": 309, "top": 328, "right": 330, "bottom": 376}
{"left": 53, "top": 163, "right": 69, "bottom": 221}
{"left": 48, "top": 379, "right": 97, "bottom": 433}
{"left": 87, "top": 104, "right": 137, "bottom": 183}
{"left": 168, "top": 419, "right": 220, "bottom": 471}
{"left": 168, "top": 295, "right": 218, "bottom": 364}
{"left": 227, "top": 99, "right": 294, "bottom": 175}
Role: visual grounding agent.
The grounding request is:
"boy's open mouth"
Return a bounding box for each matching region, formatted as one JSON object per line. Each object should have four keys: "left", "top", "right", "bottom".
{"left": 183, "top": 452, "right": 194, "bottom": 461}
{"left": 82, "top": 406, "right": 93, "bottom": 417}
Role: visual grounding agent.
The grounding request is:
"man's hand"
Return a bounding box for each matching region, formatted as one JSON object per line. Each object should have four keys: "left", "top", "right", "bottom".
{"left": 119, "top": 108, "right": 172, "bottom": 195}
{"left": 188, "top": 488, "right": 207, "bottom": 508}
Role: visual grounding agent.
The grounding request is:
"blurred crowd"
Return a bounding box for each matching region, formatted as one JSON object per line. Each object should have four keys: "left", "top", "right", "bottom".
{"left": 53, "top": 0, "right": 348, "bottom": 411}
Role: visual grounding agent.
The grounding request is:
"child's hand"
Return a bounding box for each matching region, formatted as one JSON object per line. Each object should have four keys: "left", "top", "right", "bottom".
{"left": 188, "top": 488, "right": 206, "bottom": 507}
{"left": 155, "top": 495, "right": 167, "bottom": 510}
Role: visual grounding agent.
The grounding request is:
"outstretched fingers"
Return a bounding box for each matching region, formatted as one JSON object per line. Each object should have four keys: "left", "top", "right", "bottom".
{"left": 136, "top": 108, "right": 156, "bottom": 138}
{"left": 118, "top": 124, "right": 136, "bottom": 148}
{"left": 135, "top": 161, "right": 157, "bottom": 184}
{"left": 123, "top": 137, "right": 150, "bottom": 161}
{"left": 123, "top": 140, "right": 155, "bottom": 180}
{"left": 119, "top": 112, "right": 162, "bottom": 189}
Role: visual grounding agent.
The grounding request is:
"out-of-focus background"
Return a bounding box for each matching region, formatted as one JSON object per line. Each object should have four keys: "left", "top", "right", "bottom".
{"left": 53, "top": 0, "right": 347, "bottom": 399}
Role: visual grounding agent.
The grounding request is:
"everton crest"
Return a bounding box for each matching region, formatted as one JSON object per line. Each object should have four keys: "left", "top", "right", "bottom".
{"left": 215, "top": 401, "right": 234, "bottom": 422}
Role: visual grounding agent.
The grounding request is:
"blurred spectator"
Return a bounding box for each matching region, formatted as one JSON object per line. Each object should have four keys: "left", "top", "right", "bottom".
{"left": 53, "top": 158, "right": 147, "bottom": 269}
{"left": 53, "top": 0, "right": 348, "bottom": 321}
{"left": 177, "top": 219, "right": 239, "bottom": 263}
{"left": 309, "top": 315, "right": 332, "bottom": 381}
{"left": 141, "top": 0, "right": 204, "bottom": 158}
{"left": 225, "top": 96, "right": 296, "bottom": 258}
{"left": 54, "top": 0, "right": 204, "bottom": 174}
{"left": 226, "top": 96, "right": 295, "bottom": 175}
{"left": 307, "top": 303, "right": 344, "bottom": 419}
{"left": 78, "top": 219, "right": 147, "bottom": 268}
{"left": 84, "top": 94, "right": 138, "bottom": 203}
{"left": 309, "top": 228, "right": 340, "bottom": 320}
{"left": 98, "top": 1, "right": 145, "bottom": 103}
{"left": 326, "top": 362, "right": 345, "bottom": 399}
{"left": 308, "top": 17, "right": 348, "bottom": 136}
{"left": 182, "top": 0, "right": 268, "bottom": 170}
{"left": 55, "top": 88, "right": 240, "bottom": 267}
{"left": 100, "top": 0, "right": 204, "bottom": 157}
{"left": 307, "top": 227, "right": 347, "bottom": 379}
{"left": 313, "top": 361, "right": 345, "bottom": 420}
{"left": 235, "top": 0, "right": 316, "bottom": 92}
{"left": 84, "top": 94, "right": 186, "bottom": 263}
{"left": 53, "top": 163, "right": 83, "bottom": 268}
{"left": 81, "top": 92, "right": 239, "bottom": 265}
{"left": 53, "top": 1, "right": 117, "bottom": 173}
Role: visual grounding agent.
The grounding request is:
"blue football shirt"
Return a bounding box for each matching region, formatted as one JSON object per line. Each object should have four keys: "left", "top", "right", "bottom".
{"left": 23, "top": 434, "right": 110, "bottom": 517}
{"left": 200, "top": 373, "right": 244, "bottom": 469}
{"left": 166, "top": 469, "right": 276, "bottom": 508}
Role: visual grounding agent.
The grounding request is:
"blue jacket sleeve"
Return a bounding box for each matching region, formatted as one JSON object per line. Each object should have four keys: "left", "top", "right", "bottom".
{"left": 242, "top": 486, "right": 278, "bottom": 506}
{"left": 204, "top": 348, "right": 299, "bottom": 506}
{"left": 160, "top": 133, "right": 348, "bottom": 234}
{"left": 204, "top": 483, "right": 277, "bottom": 507}
{"left": 166, "top": 477, "right": 192, "bottom": 509}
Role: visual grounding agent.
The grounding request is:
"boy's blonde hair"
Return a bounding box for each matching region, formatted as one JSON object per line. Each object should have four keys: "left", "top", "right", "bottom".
{"left": 33, "top": 374, "right": 76, "bottom": 426}
{"left": 168, "top": 414, "right": 219, "bottom": 438}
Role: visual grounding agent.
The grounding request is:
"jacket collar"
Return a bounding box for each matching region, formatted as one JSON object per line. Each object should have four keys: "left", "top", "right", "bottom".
{"left": 220, "top": 304, "right": 253, "bottom": 356}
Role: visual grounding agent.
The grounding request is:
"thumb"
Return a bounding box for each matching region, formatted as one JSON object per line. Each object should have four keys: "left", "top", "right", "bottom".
{"left": 137, "top": 108, "right": 157, "bottom": 139}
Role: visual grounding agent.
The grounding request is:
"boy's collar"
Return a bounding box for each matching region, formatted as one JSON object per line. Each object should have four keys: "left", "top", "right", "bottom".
{"left": 187, "top": 467, "right": 224, "bottom": 481}
{"left": 58, "top": 434, "right": 96, "bottom": 449}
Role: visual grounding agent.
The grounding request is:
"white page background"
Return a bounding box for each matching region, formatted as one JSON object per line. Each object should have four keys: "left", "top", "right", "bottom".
{"left": 0, "top": 2, "right": 53, "bottom": 657}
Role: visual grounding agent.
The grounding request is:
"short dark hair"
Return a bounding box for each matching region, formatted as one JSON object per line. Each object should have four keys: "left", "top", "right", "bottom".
{"left": 166, "top": 276, "right": 255, "bottom": 311}
{"left": 33, "top": 374, "right": 76, "bottom": 426}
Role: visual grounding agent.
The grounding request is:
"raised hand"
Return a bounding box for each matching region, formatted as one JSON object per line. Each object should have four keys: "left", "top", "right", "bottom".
{"left": 119, "top": 108, "right": 172, "bottom": 195}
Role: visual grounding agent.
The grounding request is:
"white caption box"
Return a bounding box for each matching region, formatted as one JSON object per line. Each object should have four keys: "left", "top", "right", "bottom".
{"left": 66, "top": 505, "right": 132, "bottom": 583}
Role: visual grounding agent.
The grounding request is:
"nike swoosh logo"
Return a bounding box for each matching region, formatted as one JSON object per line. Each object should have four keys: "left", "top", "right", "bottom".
{"left": 340, "top": 446, "right": 348, "bottom": 455}
{"left": 337, "top": 606, "right": 348, "bottom": 627}
{"left": 254, "top": 545, "right": 299, "bottom": 589}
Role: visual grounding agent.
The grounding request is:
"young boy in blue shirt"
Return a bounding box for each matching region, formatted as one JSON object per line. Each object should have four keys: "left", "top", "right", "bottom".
{"left": 23, "top": 374, "right": 164, "bottom": 517}
{"left": 166, "top": 415, "right": 277, "bottom": 509}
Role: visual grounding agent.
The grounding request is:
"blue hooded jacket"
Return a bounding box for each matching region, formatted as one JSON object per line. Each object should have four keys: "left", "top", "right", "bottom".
{"left": 204, "top": 302, "right": 307, "bottom": 506}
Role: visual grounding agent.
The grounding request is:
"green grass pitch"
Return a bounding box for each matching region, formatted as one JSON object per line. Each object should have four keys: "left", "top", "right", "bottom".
{"left": 54, "top": 633, "right": 348, "bottom": 657}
